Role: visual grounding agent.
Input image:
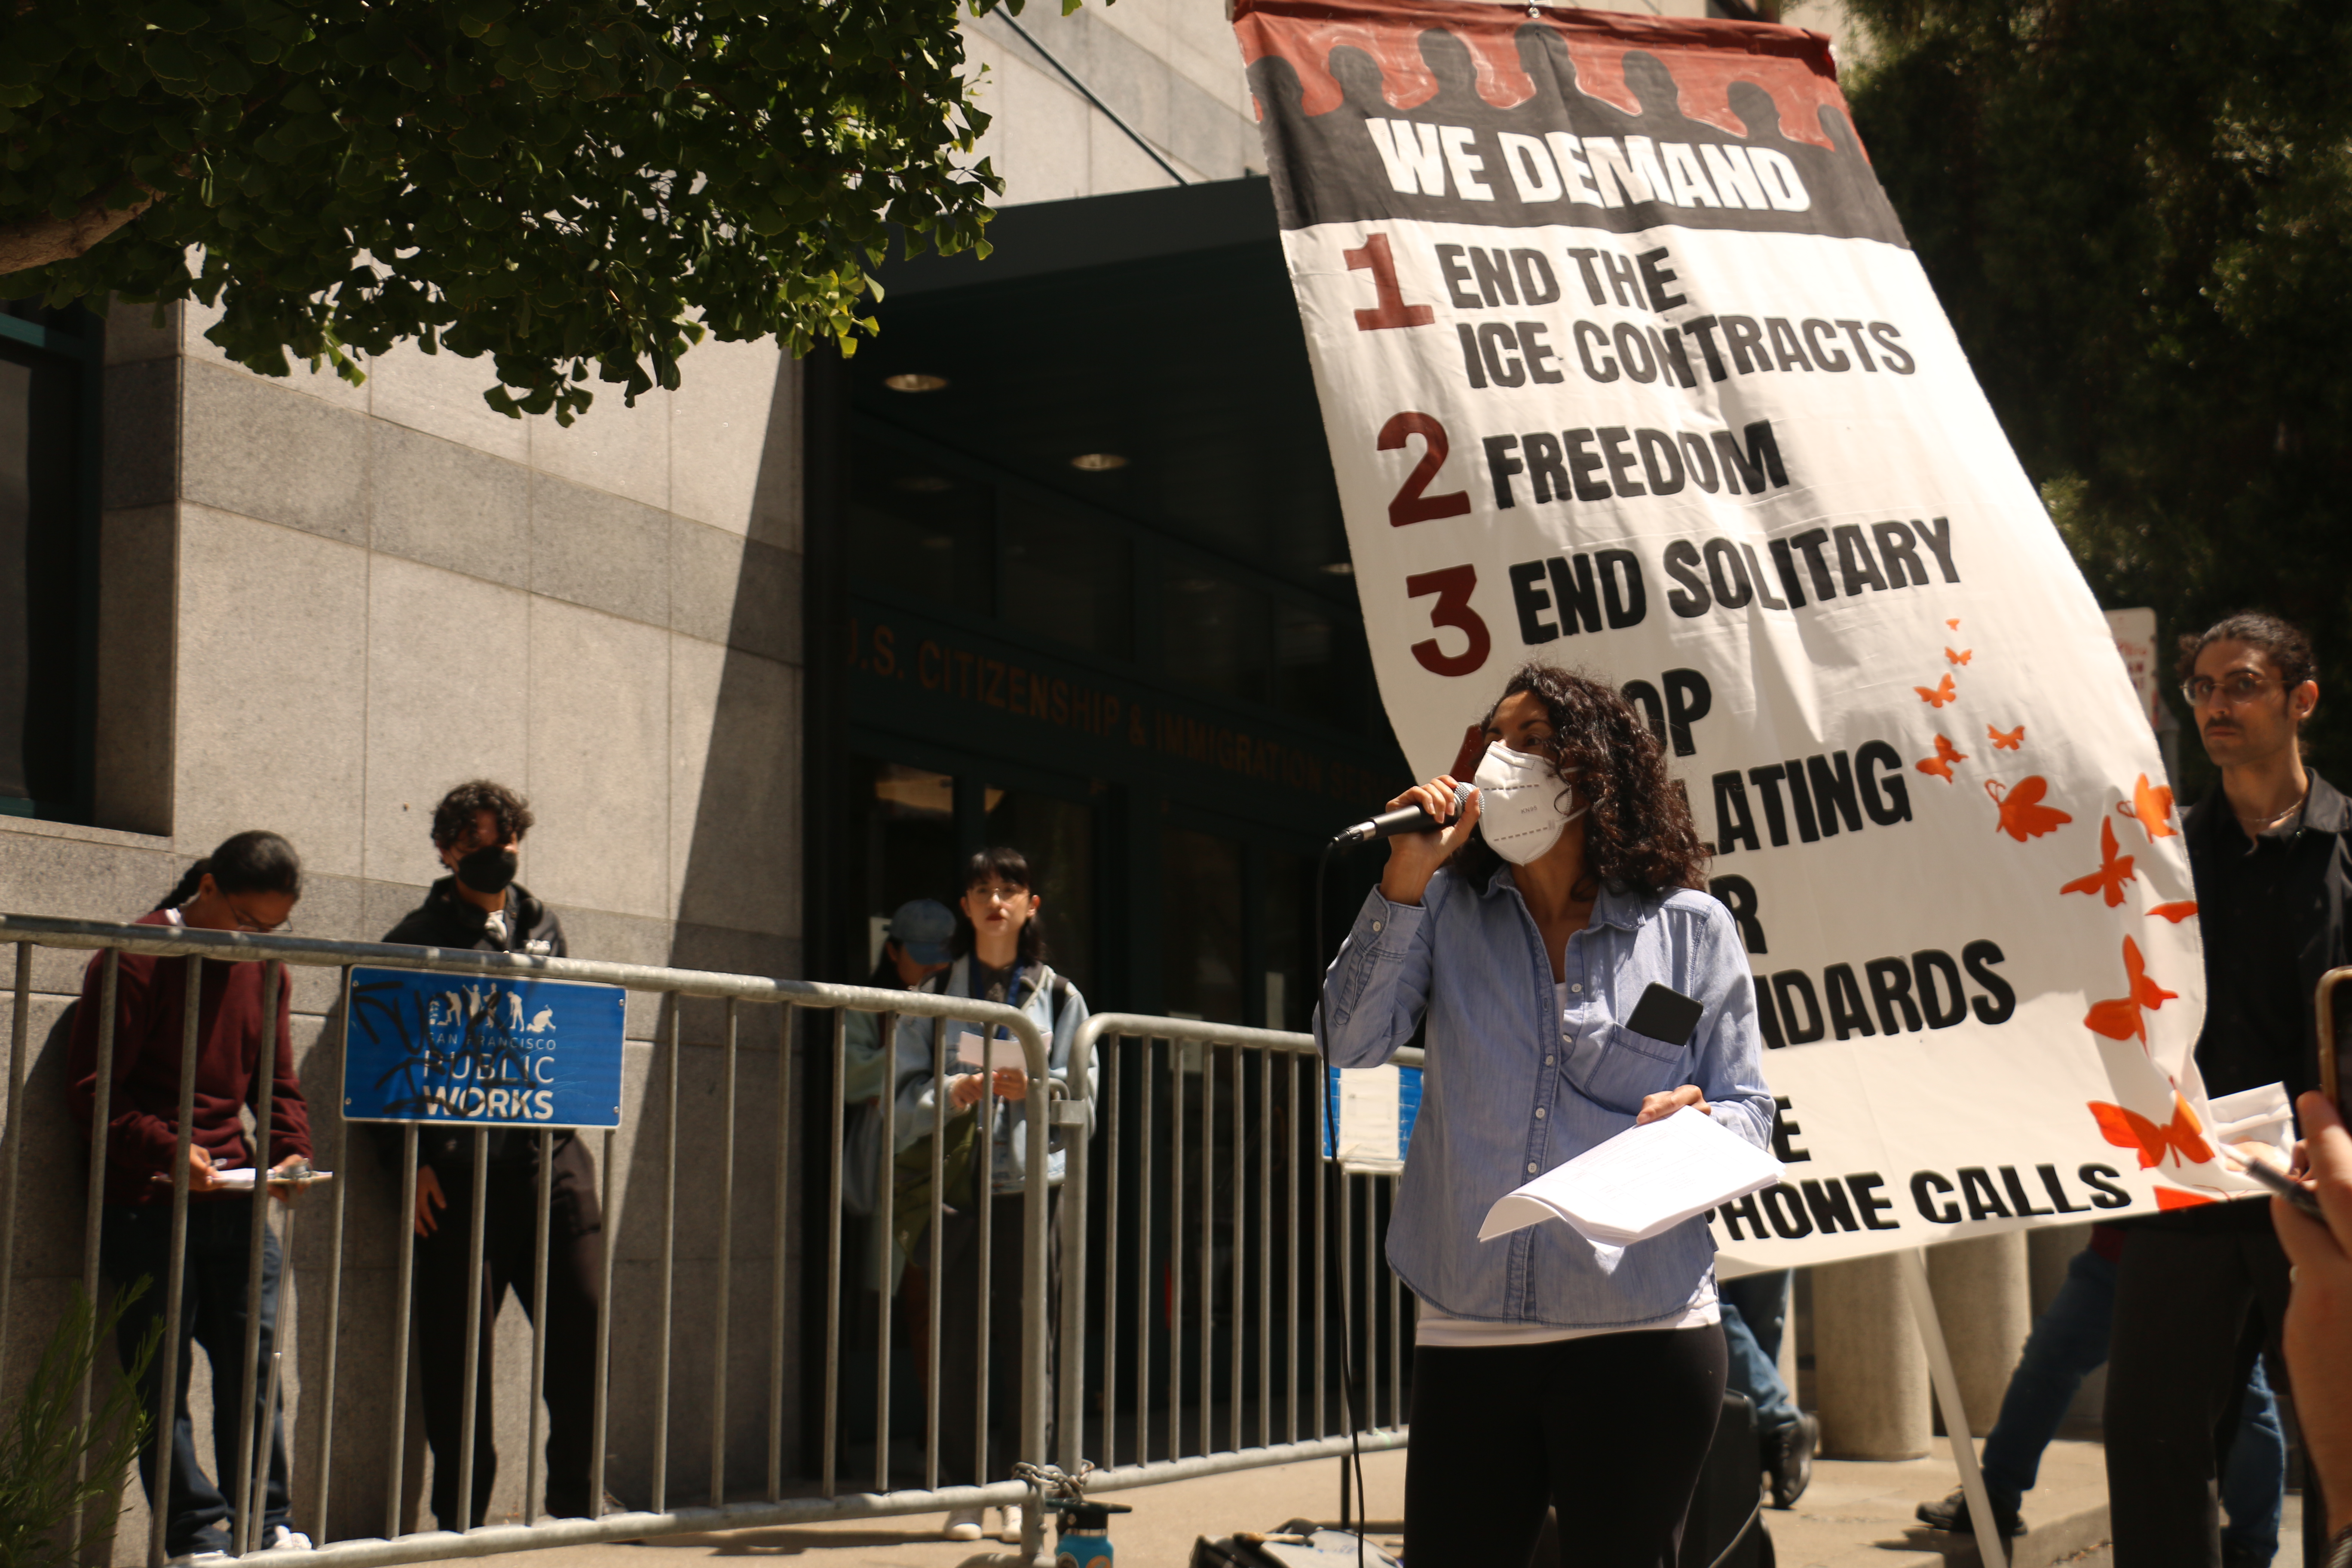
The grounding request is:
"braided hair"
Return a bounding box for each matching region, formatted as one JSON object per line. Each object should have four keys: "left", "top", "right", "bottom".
{"left": 155, "top": 830, "right": 303, "bottom": 912}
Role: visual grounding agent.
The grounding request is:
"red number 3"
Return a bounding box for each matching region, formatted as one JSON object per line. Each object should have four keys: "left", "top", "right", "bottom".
{"left": 1406, "top": 565, "right": 1490, "bottom": 677}
{"left": 1378, "top": 413, "right": 1472, "bottom": 529}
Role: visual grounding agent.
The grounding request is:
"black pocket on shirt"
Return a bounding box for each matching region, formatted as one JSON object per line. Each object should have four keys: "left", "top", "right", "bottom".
{"left": 1568, "top": 1023, "right": 1692, "bottom": 1117}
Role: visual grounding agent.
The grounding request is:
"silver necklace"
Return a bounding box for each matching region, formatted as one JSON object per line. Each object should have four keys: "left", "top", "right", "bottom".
{"left": 2234, "top": 791, "right": 2308, "bottom": 835}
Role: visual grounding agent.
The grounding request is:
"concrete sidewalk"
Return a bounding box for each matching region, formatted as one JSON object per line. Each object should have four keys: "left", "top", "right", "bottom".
{"left": 1771, "top": 1438, "right": 2109, "bottom": 1568}
{"left": 462, "top": 1436, "right": 2301, "bottom": 1567}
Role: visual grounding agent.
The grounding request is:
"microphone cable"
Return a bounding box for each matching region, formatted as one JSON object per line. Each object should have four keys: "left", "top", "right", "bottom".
{"left": 1313, "top": 839, "right": 1372, "bottom": 1568}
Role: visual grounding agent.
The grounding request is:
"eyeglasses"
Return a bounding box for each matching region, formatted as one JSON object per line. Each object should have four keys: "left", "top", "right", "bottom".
{"left": 2181, "top": 672, "right": 2282, "bottom": 708}
{"left": 970, "top": 885, "right": 1031, "bottom": 904}
{"left": 224, "top": 898, "right": 291, "bottom": 935}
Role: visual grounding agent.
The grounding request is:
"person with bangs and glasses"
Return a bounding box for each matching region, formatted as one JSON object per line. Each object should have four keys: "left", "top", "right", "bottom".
{"left": 884, "top": 847, "right": 1093, "bottom": 1545}
{"left": 65, "top": 830, "right": 314, "bottom": 1565}
{"left": 1315, "top": 663, "right": 1773, "bottom": 1568}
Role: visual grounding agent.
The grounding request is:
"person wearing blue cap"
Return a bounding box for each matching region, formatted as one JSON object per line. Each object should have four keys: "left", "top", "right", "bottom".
{"left": 842, "top": 899, "right": 956, "bottom": 1186}
{"left": 867, "top": 899, "right": 958, "bottom": 996}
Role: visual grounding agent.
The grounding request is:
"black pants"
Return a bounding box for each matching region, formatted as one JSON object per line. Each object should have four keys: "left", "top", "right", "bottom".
{"left": 2106, "top": 1222, "right": 2328, "bottom": 1568}
{"left": 931, "top": 1189, "right": 1058, "bottom": 1486}
{"left": 414, "top": 1136, "right": 604, "bottom": 1528}
{"left": 101, "top": 1201, "right": 295, "bottom": 1556}
{"left": 1406, "top": 1325, "right": 1728, "bottom": 1568}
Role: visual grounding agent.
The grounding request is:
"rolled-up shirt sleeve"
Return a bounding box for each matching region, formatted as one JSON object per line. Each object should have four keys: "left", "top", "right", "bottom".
{"left": 1688, "top": 903, "right": 1775, "bottom": 1150}
{"left": 1312, "top": 883, "right": 1439, "bottom": 1069}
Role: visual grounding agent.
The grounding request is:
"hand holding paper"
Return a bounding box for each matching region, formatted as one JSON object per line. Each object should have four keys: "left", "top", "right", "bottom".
{"left": 955, "top": 1031, "right": 1028, "bottom": 1073}
{"left": 1479, "top": 1106, "right": 1782, "bottom": 1248}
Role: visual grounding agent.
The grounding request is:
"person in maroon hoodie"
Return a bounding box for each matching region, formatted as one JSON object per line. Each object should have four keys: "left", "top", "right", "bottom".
{"left": 65, "top": 830, "right": 314, "bottom": 1565}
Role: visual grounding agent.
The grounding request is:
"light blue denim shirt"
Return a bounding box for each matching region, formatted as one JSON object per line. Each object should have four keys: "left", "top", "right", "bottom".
{"left": 1315, "top": 868, "right": 1773, "bottom": 1330}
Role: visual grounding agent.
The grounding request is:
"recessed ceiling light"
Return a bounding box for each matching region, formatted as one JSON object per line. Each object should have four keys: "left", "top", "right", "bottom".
{"left": 893, "top": 475, "right": 952, "bottom": 493}
{"left": 1069, "top": 452, "right": 1128, "bottom": 472}
{"left": 1321, "top": 561, "right": 1355, "bottom": 576}
{"left": 883, "top": 373, "right": 949, "bottom": 392}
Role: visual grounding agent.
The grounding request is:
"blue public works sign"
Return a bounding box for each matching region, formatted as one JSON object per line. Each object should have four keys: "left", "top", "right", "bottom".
{"left": 345, "top": 966, "right": 625, "bottom": 1128}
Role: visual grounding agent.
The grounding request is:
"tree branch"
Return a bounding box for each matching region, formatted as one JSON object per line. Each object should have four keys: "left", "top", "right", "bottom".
{"left": 0, "top": 190, "right": 161, "bottom": 278}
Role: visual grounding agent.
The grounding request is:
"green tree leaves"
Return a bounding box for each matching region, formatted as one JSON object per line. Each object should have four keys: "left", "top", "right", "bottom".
{"left": 1846, "top": 1, "right": 2352, "bottom": 788}
{"left": 0, "top": 0, "right": 1013, "bottom": 422}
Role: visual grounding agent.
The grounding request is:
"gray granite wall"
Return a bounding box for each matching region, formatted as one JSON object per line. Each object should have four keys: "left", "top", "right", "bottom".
{"left": 1, "top": 292, "right": 808, "bottom": 1558}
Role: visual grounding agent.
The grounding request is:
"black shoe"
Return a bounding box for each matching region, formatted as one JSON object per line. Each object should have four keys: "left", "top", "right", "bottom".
{"left": 1915, "top": 1488, "right": 2024, "bottom": 1538}
{"left": 1762, "top": 1412, "right": 1817, "bottom": 1509}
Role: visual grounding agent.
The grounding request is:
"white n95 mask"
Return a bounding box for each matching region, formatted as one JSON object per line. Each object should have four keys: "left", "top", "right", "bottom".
{"left": 1472, "top": 741, "right": 1586, "bottom": 865}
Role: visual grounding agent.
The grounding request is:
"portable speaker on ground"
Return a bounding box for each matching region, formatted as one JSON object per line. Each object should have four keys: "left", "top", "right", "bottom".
{"left": 1677, "top": 1391, "right": 1774, "bottom": 1568}
{"left": 1525, "top": 1393, "right": 1773, "bottom": 1568}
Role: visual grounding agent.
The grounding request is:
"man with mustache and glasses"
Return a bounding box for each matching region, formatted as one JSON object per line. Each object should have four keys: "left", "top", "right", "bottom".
{"left": 2106, "top": 614, "right": 2347, "bottom": 1568}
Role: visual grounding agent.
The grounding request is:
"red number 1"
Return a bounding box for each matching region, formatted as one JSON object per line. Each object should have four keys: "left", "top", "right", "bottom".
{"left": 1345, "top": 234, "right": 1434, "bottom": 331}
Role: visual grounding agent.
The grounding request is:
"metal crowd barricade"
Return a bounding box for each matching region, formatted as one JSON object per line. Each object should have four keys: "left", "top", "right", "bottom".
{"left": 0, "top": 914, "right": 1059, "bottom": 1568}
{"left": 1056, "top": 1014, "right": 1418, "bottom": 1500}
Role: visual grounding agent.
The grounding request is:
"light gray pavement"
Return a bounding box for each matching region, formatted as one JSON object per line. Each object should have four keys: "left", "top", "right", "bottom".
{"left": 450, "top": 1439, "right": 2309, "bottom": 1567}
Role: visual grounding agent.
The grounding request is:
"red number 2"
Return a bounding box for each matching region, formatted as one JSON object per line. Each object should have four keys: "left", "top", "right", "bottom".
{"left": 1378, "top": 412, "right": 1472, "bottom": 528}
{"left": 1406, "top": 565, "right": 1490, "bottom": 677}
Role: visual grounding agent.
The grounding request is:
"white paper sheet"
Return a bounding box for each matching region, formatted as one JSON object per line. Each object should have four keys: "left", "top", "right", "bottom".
{"left": 1478, "top": 1107, "right": 1783, "bottom": 1248}
{"left": 165, "top": 1168, "right": 336, "bottom": 1190}
{"left": 2207, "top": 1081, "right": 2293, "bottom": 1155}
{"left": 1335, "top": 1064, "right": 1403, "bottom": 1172}
{"left": 954, "top": 1032, "right": 1028, "bottom": 1073}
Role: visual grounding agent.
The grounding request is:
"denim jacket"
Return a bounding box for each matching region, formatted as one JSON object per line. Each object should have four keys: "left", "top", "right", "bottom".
{"left": 1315, "top": 869, "right": 1773, "bottom": 1330}
{"left": 885, "top": 957, "right": 1095, "bottom": 1196}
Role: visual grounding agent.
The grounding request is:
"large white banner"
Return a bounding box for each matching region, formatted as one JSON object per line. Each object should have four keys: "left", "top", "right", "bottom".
{"left": 1237, "top": 0, "right": 2268, "bottom": 1267}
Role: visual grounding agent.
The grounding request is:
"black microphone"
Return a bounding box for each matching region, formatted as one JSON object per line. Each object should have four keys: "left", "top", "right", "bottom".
{"left": 1330, "top": 781, "right": 1476, "bottom": 845}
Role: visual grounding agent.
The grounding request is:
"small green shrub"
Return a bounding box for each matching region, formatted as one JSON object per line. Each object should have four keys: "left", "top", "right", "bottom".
{"left": 0, "top": 1284, "right": 162, "bottom": 1568}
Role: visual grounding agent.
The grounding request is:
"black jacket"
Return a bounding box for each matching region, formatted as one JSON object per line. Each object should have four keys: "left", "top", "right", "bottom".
{"left": 383, "top": 877, "right": 567, "bottom": 958}
{"left": 2163, "top": 772, "right": 2352, "bottom": 1232}
{"left": 376, "top": 879, "right": 573, "bottom": 1179}
{"left": 2183, "top": 772, "right": 2352, "bottom": 1104}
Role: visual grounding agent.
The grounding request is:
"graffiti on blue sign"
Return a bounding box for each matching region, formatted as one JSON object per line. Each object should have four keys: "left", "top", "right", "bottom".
{"left": 345, "top": 966, "right": 625, "bottom": 1128}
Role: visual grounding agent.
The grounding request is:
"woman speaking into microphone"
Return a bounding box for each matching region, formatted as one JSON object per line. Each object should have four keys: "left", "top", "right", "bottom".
{"left": 1317, "top": 662, "right": 1773, "bottom": 1567}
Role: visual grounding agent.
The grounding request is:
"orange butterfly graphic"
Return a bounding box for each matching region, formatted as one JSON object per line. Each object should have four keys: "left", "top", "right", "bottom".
{"left": 1946, "top": 618, "right": 1961, "bottom": 630}
{"left": 1988, "top": 723, "right": 2024, "bottom": 751}
{"left": 2082, "top": 934, "right": 2177, "bottom": 1045}
{"left": 1915, "top": 734, "right": 1969, "bottom": 783}
{"left": 2147, "top": 901, "right": 2200, "bottom": 923}
{"left": 2115, "top": 774, "right": 2180, "bottom": 843}
{"left": 1946, "top": 647, "right": 1973, "bottom": 666}
{"left": 1915, "top": 673, "right": 1957, "bottom": 708}
{"left": 2087, "top": 1093, "right": 2212, "bottom": 1169}
{"left": 1985, "top": 775, "right": 2072, "bottom": 841}
{"left": 2060, "top": 818, "right": 2137, "bottom": 907}
{"left": 2155, "top": 1188, "right": 2217, "bottom": 1211}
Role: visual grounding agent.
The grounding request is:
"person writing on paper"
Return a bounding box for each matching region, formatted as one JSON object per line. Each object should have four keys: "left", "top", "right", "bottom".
{"left": 1315, "top": 663, "right": 1773, "bottom": 1568}
{"left": 64, "top": 831, "right": 315, "bottom": 1563}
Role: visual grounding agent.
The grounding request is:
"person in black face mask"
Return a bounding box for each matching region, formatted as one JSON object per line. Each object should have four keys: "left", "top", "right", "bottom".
{"left": 377, "top": 780, "right": 606, "bottom": 1526}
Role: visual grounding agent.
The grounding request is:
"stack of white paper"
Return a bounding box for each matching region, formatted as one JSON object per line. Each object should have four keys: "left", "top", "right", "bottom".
{"left": 1478, "top": 1107, "right": 1782, "bottom": 1247}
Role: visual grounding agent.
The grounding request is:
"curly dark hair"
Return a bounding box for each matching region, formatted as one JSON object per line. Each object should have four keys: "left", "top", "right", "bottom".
{"left": 1449, "top": 663, "right": 1709, "bottom": 897}
{"left": 429, "top": 779, "right": 536, "bottom": 850}
{"left": 2175, "top": 611, "right": 2315, "bottom": 693}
